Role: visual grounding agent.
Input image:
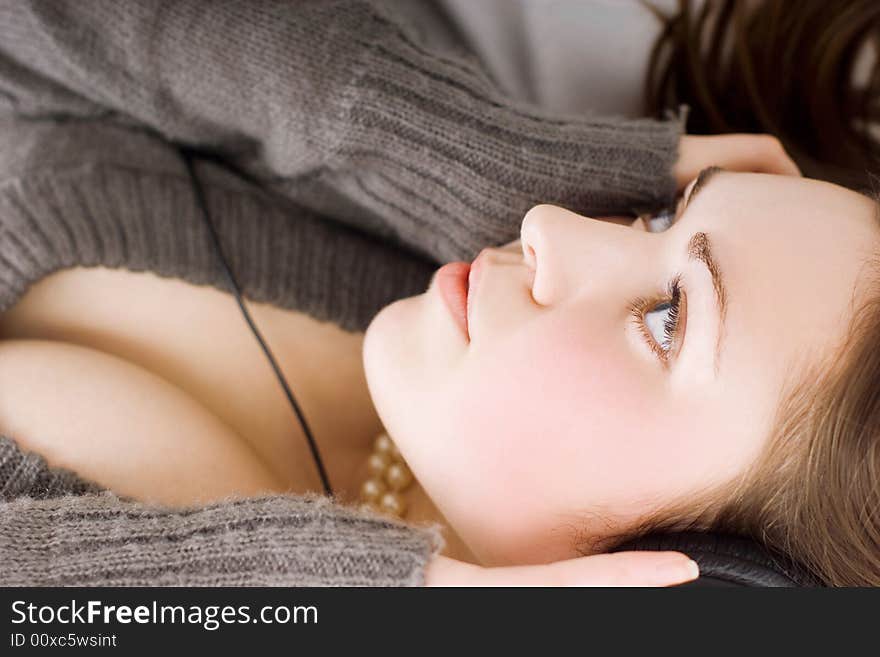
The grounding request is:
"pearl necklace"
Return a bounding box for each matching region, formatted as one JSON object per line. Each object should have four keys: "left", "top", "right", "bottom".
{"left": 358, "top": 432, "right": 414, "bottom": 518}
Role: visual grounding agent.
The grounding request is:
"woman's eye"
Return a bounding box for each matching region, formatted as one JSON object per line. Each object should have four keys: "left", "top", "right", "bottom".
{"left": 639, "top": 206, "right": 677, "bottom": 233}
{"left": 638, "top": 278, "right": 683, "bottom": 360}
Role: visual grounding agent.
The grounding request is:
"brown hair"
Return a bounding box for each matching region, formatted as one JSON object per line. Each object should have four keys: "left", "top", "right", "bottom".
{"left": 642, "top": 0, "right": 880, "bottom": 192}
{"left": 584, "top": 2, "right": 880, "bottom": 584}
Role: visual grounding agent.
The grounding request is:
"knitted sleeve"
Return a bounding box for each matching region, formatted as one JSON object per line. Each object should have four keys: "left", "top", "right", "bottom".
{"left": 0, "top": 0, "right": 687, "bottom": 264}
{"left": 0, "top": 435, "right": 445, "bottom": 586}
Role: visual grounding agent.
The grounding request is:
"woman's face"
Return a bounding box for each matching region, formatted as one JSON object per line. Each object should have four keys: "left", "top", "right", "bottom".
{"left": 363, "top": 170, "right": 880, "bottom": 566}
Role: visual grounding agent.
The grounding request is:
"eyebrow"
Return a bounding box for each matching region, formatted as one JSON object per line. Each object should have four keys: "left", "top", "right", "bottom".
{"left": 681, "top": 166, "right": 728, "bottom": 377}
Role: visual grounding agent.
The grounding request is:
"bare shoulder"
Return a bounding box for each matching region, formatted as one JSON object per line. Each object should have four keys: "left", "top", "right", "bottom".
{"left": 0, "top": 339, "right": 287, "bottom": 506}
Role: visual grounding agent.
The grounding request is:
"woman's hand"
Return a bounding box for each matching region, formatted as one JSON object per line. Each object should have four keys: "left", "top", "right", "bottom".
{"left": 424, "top": 551, "right": 700, "bottom": 587}
{"left": 674, "top": 134, "right": 801, "bottom": 192}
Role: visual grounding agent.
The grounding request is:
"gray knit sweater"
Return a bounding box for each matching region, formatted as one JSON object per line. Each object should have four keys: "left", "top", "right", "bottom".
{"left": 0, "top": 0, "right": 686, "bottom": 586}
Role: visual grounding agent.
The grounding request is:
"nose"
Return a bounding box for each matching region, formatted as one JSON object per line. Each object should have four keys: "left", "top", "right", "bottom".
{"left": 520, "top": 204, "right": 645, "bottom": 306}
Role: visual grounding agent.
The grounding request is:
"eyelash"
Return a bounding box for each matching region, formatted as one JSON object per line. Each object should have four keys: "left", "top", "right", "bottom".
{"left": 628, "top": 275, "right": 685, "bottom": 365}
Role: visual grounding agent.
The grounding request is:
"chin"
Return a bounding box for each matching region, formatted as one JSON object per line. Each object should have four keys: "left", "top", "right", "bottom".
{"left": 362, "top": 294, "right": 426, "bottom": 442}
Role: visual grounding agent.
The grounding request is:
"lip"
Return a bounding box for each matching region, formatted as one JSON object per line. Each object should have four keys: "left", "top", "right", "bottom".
{"left": 466, "top": 249, "right": 490, "bottom": 330}
{"left": 436, "top": 261, "right": 472, "bottom": 340}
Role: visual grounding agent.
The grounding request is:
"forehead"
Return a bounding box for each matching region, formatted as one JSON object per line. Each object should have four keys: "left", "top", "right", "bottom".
{"left": 687, "top": 172, "right": 880, "bottom": 399}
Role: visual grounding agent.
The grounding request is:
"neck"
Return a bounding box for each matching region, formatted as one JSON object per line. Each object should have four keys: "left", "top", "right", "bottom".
{"left": 307, "top": 330, "right": 478, "bottom": 564}
{"left": 406, "top": 480, "right": 480, "bottom": 563}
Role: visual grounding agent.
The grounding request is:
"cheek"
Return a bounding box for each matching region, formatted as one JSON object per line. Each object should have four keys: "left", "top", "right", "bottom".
{"left": 446, "top": 312, "right": 671, "bottom": 517}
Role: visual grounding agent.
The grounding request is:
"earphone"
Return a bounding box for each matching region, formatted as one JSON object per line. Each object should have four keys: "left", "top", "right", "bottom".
{"left": 178, "top": 147, "right": 334, "bottom": 497}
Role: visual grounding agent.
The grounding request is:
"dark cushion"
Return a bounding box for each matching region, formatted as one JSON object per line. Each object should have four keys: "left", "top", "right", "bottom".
{"left": 611, "top": 531, "right": 825, "bottom": 587}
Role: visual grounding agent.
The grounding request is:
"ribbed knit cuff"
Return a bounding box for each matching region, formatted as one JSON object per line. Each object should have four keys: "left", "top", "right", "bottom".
{"left": 0, "top": 492, "right": 445, "bottom": 586}
{"left": 304, "top": 1, "right": 687, "bottom": 263}
{"left": 0, "top": 437, "right": 445, "bottom": 586}
{"left": 293, "top": 1, "right": 689, "bottom": 263}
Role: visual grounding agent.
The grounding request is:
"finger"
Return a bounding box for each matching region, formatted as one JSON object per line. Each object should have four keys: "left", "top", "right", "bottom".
{"left": 674, "top": 134, "right": 802, "bottom": 190}
{"left": 476, "top": 550, "right": 700, "bottom": 587}
{"left": 552, "top": 550, "right": 700, "bottom": 587}
{"left": 766, "top": 145, "right": 802, "bottom": 177}
{"left": 740, "top": 134, "right": 802, "bottom": 176}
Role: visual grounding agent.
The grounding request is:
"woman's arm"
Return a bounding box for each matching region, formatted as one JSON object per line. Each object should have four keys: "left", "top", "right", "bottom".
{"left": 0, "top": 0, "right": 686, "bottom": 264}
{"left": 0, "top": 435, "right": 443, "bottom": 586}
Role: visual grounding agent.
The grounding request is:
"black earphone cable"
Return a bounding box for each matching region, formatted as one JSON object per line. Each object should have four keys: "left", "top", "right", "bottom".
{"left": 178, "top": 147, "right": 334, "bottom": 497}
